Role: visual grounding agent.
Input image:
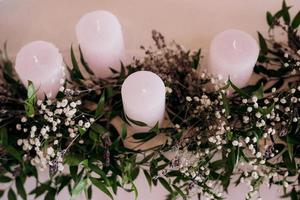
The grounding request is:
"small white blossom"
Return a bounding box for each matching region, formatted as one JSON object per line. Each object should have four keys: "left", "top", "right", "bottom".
{"left": 47, "top": 147, "right": 54, "bottom": 155}
{"left": 70, "top": 132, "right": 76, "bottom": 138}
{"left": 256, "top": 152, "right": 262, "bottom": 158}
{"left": 17, "top": 139, "right": 23, "bottom": 146}
{"left": 165, "top": 87, "right": 173, "bottom": 93}
{"left": 60, "top": 99, "right": 68, "bottom": 108}
{"left": 247, "top": 107, "right": 253, "bottom": 113}
{"left": 21, "top": 116, "right": 27, "bottom": 123}
{"left": 252, "top": 96, "right": 258, "bottom": 102}
{"left": 89, "top": 118, "right": 95, "bottom": 123}
{"left": 84, "top": 122, "right": 91, "bottom": 129}
{"left": 76, "top": 100, "right": 82, "bottom": 105}
{"left": 16, "top": 124, "right": 22, "bottom": 130}
{"left": 232, "top": 140, "right": 239, "bottom": 146}
{"left": 59, "top": 86, "right": 65, "bottom": 92}
{"left": 37, "top": 100, "right": 43, "bottom": 106}
{"left": 283, "top": 181, "right": 289, "bottom": 188}
{"left": 70, "top": 102, "right": 77, "bottom": 108}
{"left": 245, "top": 137, "right": 250, "bottom": 144}
{"left": 186, "top": 96, "right": 192, "bottom": 102}
{"left": 293, "top": 117, "right": 298, "bottom": 122}
{"left": 255, "top": 112, "right": 262, "bottom": 118}
{"left": 78, "top": 120, "right": 84, "bottom": 127}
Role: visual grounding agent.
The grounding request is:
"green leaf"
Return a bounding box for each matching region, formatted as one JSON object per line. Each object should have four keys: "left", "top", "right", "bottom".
{"left": 8, "top": 188, "right": 17, "bottom": 200}
{"left": 131, "top": 183, "right": 138, "bottom": 200}
{"left": 121, "top": 123, "right": 127, "bottom": 140}
{"left": 0, "top": 190, "right": 4, "bottom": 198}
{"left": 90, "top": 123, "right": 107, "bottom": 135}
{"left": 88, "top": 162, "right": 109, "bottom": 185}
{"left": 149, "top": 122, "right": 159, "bottom": 133}
{"left": 69, "top": 166, "right": 78, "bottom": 182}
{"left": 95, "top": 92, "right": 105, "bottom": 118}
{"left": 258, "top": 103, "right": 274, "bottom": 116}
{"left": 266, "top": 11, "right": 274, "bottom": 26}
{"left": 291, "top": 11, "right": 300, "bottom": 29}
{"left": 16, "top": 177, "right": 27, "bottom": 200}
{"left": 172, "top": 185, "right": 186, "bottom": 200}
{"left": 86, "top": 185, "right": 92, "bottom": 200}
{"left": 143, "top": 170, "right": 152, "bottom": 189}
{"left": 79, "top": 46, "right": 94, "bottom": 75}
{"left": 70, "top": 45, "right": 84, "bottom": 81}
{"left": 210, "top": 159, "right": 226, "bottom": 171}
{"left": 5, "top": 146, "right": 22, "bottom": 162}
{"left": 71, "top": 178, "right": 87, "bottom": 199}
{"left": 78, "top": 126, "right": 87, "bottom": 136}
{"left": 24, "top": 81, "right": 36, "bottom": 117}
{"left": 29, "top": 183, "right": 50, "bottom": 198}
{"left": 282, "top": 151, "right": 297, "bottom": 174}
{"left": 90, "top": 177, "right": 113, "bottom": 200}
{"left": 287, "top": 136, "right": 294, "bottom": 161}
{"left": 257, "top": 32, "right": 268, "bottom": 55}
{"left": 228, "top": 79, "right": 250, "bottom": 98}
{"left": 281, "top": 0, "right": 291, "bottom": 24}
{"left": 221, "top": 92, "right": 230, "bottom": 116}
{"left": 290, "top": 188, "right": 298, "bottom": 200}
{"left": 158, "top": 177, "right": 173, "bottom": 193}
{"left": 126, "top": 115, "right": 148, "bottom": 127}
{"left": 0, "top": 175, "right": 12, "bottom": 183}
{"left": 132, "top": 131, "right": 156, "bottom": 141}
{"left": 64, "top": 154, "right": 84, "bottom": 166}
{"left": 0, "top": 127, "right": 8, "bottom": 145}
{"left": 44, "top": 188, "right": 56, "bottom": 200}
{"left": 252, "top": 83, "right": 264, "bottom": 99}
{"left": 192, "top": 49, "right": 201, "bottom": 69}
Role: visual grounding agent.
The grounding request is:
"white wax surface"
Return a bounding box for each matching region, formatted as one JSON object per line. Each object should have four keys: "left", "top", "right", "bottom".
{"left": 121, "top": 71, "right": 166, "bottom": 131}
{"left": 15, "top": 41, "right": 64, "bottom": 99}
{"left": 208, "top": 29, "right": 259, "bottom": 88}
{"left": 76, "top": 10, "right": 125, "bottom": 78}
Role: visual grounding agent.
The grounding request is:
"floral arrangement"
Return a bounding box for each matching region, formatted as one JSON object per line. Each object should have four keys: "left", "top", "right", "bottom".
{"left": 1, "top": 1, "right": 300, "bottom": 200}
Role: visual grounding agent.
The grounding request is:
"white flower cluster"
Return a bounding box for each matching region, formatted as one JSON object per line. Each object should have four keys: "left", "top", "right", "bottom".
{"left": 16, "top": 96, "right": 95, "bottom": 172}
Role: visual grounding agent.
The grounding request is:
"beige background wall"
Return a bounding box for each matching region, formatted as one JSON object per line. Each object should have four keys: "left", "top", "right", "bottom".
{"left": 0, "top": 0, "right": 300, "bottom": 199}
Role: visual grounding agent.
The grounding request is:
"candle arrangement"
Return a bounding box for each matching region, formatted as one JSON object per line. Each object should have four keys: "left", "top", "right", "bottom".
{"left": 1, "top": 2, "right": 300, "bottom": 200}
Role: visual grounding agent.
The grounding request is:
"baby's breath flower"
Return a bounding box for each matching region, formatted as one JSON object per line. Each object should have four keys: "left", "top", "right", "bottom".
{"left": 232, "top": 140, "right": 239, "bottom": 146}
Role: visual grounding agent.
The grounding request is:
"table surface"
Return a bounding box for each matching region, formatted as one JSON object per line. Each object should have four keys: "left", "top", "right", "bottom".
{"left": 1, "top": 0, "right": 300, "bottom": 199}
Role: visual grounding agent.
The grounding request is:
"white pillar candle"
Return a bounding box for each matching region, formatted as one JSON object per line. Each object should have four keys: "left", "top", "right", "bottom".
{"left": 15, "top": 41, "right": 65, "bottom": 99}
{"left": 121, "top": 71, "right": 166, "bottom": 132}
{"left": 208, "top": 29, "right": 259, "bottom": 88}
{"left": 76, "top": 10, "right": 125, "bottom": 78}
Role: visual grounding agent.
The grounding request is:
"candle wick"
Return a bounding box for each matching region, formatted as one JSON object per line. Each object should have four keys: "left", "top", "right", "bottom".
{"left": 142, "top": 88, "right": 147, "bottom": 93}
{"left": 96, "top": 20, "right": 101, "bottom": 32}
{"left": 33, "top": 56, "right": 39, "bottom": 64}
{"left": 233, "top": 40, "right": 238, "bottom": 49}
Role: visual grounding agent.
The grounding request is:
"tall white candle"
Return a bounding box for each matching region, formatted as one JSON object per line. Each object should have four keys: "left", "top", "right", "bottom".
{"left": 15, "top": 41, "right": 65, "bottom": 99}
{"left": 207, "top": 29, "right": 259, "bottom": 88}
{"left": 76, "top": 10, "right": 125, "bottom": 78}
{"left": 121, "top": 71, "right": 166, "bottom": 132}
